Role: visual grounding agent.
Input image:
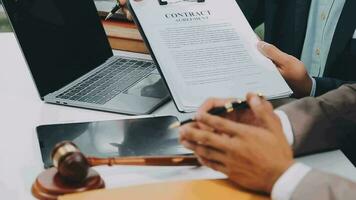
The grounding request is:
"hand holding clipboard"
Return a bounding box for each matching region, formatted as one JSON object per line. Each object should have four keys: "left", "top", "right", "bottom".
{"left": 108, "top": 0, "right": 205, "bottom": 21}
{"left": 127, "top": 0, "right": 292, "bottom": 112}
{"left": 105, "top": 0, "right": 133, "bottom": 20}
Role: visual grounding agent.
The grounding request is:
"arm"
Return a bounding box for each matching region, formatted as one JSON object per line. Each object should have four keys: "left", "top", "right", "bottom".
{"left": 180, "top": 93, "right": 356, "bottom": 199}
{"left": 314, "top": 77, "right": 356, "bottom": 96}
{"left": 278, "top": 84, "right": 356, "bottom": 156}
{"left": 272, "top": 163, "right": 356, "bottom": 200}
{"left": 290, "top": 170, "right": 356, "bottom": 200}
{"left": 257, "top": 41, "right": 356, "bottom": 98}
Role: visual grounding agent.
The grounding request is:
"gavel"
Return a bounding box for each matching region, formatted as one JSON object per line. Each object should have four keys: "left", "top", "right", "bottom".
{"left": 32, "top": 141, "right": 199, "bottom": 200}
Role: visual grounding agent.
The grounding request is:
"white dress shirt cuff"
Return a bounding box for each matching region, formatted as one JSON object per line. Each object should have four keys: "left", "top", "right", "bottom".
{"left": 310, "top": 77, "right": 317, "bottom": 97}
{"left": 274, "top": 111, "right": 294, "bottom": 146}
{"left": 271, "top": 163, "right": 312, "bottom": 200}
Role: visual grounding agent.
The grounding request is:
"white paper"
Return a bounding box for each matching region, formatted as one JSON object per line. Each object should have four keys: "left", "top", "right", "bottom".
{"left": 94, "top": 165, "right": 226, "bottom": 189}
{"left": 130, "top": 0, "right": 292, "bottom": 111}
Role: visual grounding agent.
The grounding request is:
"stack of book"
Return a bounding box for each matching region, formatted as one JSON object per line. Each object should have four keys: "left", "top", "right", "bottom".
{"left": 95, "top": 0, "right": 149, "bottom": 54}
{"left": 101, "top": 20, "right": 149, "bottom": 54}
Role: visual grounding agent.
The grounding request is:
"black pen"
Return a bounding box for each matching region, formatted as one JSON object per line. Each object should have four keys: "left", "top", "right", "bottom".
{"left": 169, "top": 93, "right": 263, "bottom": 129}
{"left": 105, "top": 3, "right": 122, "bottom": 21}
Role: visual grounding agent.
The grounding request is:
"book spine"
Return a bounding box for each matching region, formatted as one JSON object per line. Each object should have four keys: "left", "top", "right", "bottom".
{"left": 102, "top": 21, "right": 143, "bottom": 41}
{"left": 107, "top": 37, "right": 149, "bottom": 54}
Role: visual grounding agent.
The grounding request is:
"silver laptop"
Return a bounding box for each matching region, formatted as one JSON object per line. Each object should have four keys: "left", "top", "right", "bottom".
{"left": 2, "top": 0, "right": 170, "bottom": 115}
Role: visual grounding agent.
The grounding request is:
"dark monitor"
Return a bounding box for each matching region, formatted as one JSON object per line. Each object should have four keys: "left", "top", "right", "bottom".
{"left": 2, "top": 0, "right": 113, "bottom": 97}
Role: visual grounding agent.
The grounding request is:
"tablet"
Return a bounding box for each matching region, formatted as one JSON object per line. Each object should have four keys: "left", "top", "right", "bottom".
{"left": 37, "top": 116, "right": 191, "bottom": 168}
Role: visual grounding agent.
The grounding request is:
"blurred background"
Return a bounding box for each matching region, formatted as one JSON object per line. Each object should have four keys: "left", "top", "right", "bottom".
{"left": 0, "top": 2, "right": 12, "bottom": 32}
{"left": 0, "top": 1, "right": 264, "bottom": 37}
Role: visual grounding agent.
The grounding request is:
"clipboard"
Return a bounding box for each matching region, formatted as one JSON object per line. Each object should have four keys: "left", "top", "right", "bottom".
{"left": 127, "top": 0, "right": 205, "bottom": 113}
{"left": 128, "top": 0, "right": 223, "bottom": 113}
{"left": 127, "top": 0, "right": 292, "bottom": 113}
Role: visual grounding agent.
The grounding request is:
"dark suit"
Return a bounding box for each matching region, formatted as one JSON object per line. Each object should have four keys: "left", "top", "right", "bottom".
{"left": 237, "top": 0, "right": 356, "bottom": 96}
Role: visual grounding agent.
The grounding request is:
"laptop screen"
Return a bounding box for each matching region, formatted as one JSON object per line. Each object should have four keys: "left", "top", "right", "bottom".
{"left": 2, "top": 0, "right": 113, "bottom": 97}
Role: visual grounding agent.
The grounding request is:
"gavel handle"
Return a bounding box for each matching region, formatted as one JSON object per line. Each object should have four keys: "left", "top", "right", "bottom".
{"left": 86, "top": 156, "right": 200, "bottom": 167}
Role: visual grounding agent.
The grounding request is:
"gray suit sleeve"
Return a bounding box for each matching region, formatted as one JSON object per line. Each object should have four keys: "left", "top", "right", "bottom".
{"left": 278, "top": 84, "right": 356, "bottom": 156}
{"left": 291, "top": 170, "right": 356, "bottom": 200}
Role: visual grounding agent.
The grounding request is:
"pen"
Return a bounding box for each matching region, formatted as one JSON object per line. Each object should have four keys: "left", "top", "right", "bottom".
{"left": 105, "top": 3, "right": 122, "bottom": 21}
{"left": 169, "top": 93, "right": 263, "bottom": 129}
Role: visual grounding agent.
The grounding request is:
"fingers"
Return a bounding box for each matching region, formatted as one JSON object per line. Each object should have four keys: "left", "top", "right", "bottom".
{"left": 196, "top": 98, "right": 232, "bottom": 132}
{"left": 246, "top": 93, "right": 281, "bottom": 133}
{"left": 118, "top": 0, "right": 127, "bottom": 5}
{"left": 123, "top": 9, "right": 133, "bottom": 21}
{"left": 257, "top": 41, "right": 291, "bottom": 67}
{"left": 180, "top": 125, "right": 229, "bottom": 151}
{"left": 198, "top": 157, "right": 229, "bottom": 174}
{"left": 181, "top": 140, "right": 227, "bottom": 164}
{"left": 197, "top": 98, "right": 235, "bottom": 115}
{"left": 180, "top": 125, "right": 230, "bottom": 165}
{"left": 195, "top": 112, "right": 254, "bottom": 137}
{"left": 196, "top": 122, "right": 215, "bottom": 132}
{"left": 117, "top": 0, "right": 133, "bottom": 20}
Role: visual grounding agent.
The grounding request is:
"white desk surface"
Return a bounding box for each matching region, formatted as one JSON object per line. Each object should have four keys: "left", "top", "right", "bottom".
{"left": 0, "top": 33, "right": 355, "bottom": 199}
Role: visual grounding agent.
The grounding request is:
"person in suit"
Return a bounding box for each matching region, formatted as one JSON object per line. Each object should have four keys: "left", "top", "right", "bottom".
{"left": 179, "top": 86, "right": 356, "bottom": 200}
{"left": 237, "top": 0, "right": 356, "bottom": 98}
{"left": 120, "top": 0, "right": 356, "bottom": 98}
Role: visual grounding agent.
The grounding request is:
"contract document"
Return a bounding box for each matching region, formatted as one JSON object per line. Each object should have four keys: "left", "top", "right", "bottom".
{"left": 129, "top": 0, "right": 293, "bottom": 112}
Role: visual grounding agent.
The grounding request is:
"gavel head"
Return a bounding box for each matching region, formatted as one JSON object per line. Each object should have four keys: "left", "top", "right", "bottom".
{"left": 51, "top": 141, "right": 90, "bottom": 183}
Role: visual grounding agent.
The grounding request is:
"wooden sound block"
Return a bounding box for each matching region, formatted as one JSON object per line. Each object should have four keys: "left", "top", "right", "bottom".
{"left": 32, "top": 168, "right": 105, "bottom": 200}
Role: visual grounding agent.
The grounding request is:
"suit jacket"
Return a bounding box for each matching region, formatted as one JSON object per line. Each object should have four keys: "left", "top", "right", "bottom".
{"left": 236, "top": 0, "right": 356, "bottom": 96}
{"left": 278, "top": 84, "right": 356, "bottom": 200}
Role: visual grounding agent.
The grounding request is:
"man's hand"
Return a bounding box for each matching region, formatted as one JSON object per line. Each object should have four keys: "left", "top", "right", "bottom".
{"left": 195, "top": 97, "right": 260, "bottom": 130}
{"left": 118, "top": 0, "right": 133, "bottom": 20}
{"left": 179, "top": 94, "right": 294, "bottom": 193}
{"left": 257, "top": 41, "right": 312, "bottom": 98}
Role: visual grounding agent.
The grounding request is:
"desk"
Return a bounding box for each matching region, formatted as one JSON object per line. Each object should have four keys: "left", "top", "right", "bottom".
{"left": 0, "top": 33, "right": 355, "bottom": 199}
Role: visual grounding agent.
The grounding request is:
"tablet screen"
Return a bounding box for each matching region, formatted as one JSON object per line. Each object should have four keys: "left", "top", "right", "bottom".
{"left": 37, "top": 116, "right": 191, "bottom": 168}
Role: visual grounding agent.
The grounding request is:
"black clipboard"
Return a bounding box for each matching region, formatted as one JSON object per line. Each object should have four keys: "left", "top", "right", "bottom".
{"left": 127, "top": 0, "right": 207, "bottom": 113}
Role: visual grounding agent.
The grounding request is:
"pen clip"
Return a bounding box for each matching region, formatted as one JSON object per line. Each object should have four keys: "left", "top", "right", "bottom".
{"left": 158, "top": 0, "right": 205, "bottom": 6}
{"left": 225, "top": 102, "right": 234, "bottom": 113}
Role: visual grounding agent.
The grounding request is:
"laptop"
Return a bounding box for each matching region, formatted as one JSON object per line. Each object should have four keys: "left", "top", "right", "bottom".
{"left": 2, "top": 0, "right": 170, "bottom": 115}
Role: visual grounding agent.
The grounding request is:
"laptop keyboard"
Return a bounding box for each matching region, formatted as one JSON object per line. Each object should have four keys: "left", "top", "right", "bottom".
{"left": 56, "top": 58, "right": 156, "bottom": 105}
